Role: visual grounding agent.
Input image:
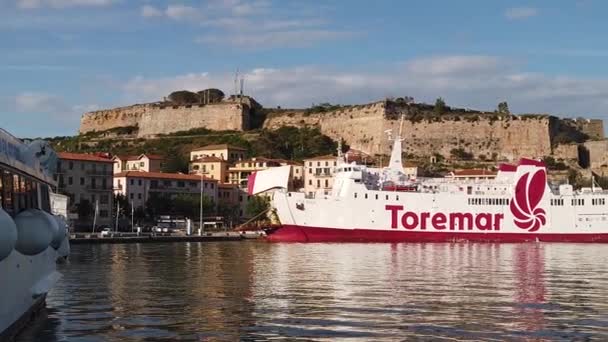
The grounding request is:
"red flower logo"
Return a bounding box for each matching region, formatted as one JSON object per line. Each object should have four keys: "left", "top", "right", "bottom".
{"left": 510, "top": 169, "right": 547, "bottom": 232}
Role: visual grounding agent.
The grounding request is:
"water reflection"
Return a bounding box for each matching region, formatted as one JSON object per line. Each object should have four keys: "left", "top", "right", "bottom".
{"left": 18, "top": 242, "right": 608, "bottom": 341}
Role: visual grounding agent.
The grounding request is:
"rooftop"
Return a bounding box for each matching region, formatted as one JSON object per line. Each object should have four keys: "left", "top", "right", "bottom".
{"left": 304, "top": 154, "right": 337, "bottom": 161}
{"left": 114, "top": 153, "right": 165, "bottom": 161}
{"left": 114, "top": 171, "right": 218, "bottom": 182}
{"left": 192, "top": 144, "right": 247, "bottom": 151}
{"left": 58, "top": 152, "right": 114, "bottom": 163}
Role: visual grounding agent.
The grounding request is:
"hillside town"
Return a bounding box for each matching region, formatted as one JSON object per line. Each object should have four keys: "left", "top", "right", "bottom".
{"left": 57, "top": 143, "right": 423, "bottom": 231}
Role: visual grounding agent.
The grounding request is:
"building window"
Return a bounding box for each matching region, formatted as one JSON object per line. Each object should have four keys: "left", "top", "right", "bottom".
{"left": 138, "top": 193, "right": 142, "bottom": 199}
{"left": 177, "top": 181, "right": 185, "bottom": 187}
{"left": 130, "top": 179, "right": 134, "bottom": 185}
{"left": 325, "top": 179, "right": 328, "bottom": 188}
{"left": 69, "top": 161, "right": 73, "bottom": 170}
{"left": 100, "top": 194, "right": 109, "bottom": 204}
{"left": 138, "top": 179, "right": 142, "bottom": 186}
{"left": 80, "top": 177, "right": 85, "bottom": 185}
{"left": 308, "top": 180, "right": 312, "bottom": 185}
{"left": 163, "top": 180, "right": 171, "bottom": 187}
{"left": 99, "top": 210, "right": 108, "bottom": 218}
{"left": 151, "top": 180, "right": 158, "bottom": 188}
{"left": 317, "top": 180, "right": 320, "bottom": 187}
{"left": 140, "top": 162, "right": 144, "bottom": 167}
{"left": 68, "top": 177, "right": 73, "bottom": 185}
{"left": 130, "top": 193, "right": 134, "bottom": 199}
{"left": 193, "top": 165, "right": 200, "bottom": 170}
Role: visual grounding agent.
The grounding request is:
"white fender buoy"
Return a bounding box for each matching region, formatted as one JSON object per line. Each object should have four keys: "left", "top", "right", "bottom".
{"left": 51, "top": 215, "right": 68, "bottom": 249}
{"left": 14, "top": 209, "right": 56, "bottom": 256}
{"left": 0, "top": 208, "right": 18, "bottom": 261}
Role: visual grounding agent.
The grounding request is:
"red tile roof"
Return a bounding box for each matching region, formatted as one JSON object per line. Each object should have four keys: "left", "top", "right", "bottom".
{"left": 304, "top": 154, "right": 336, "bottom": 161}
{"left": 191, "top": 156, "right": 226, "bottom": 163}
{"left": 58, "top": 152, "right": 114, "bottom": 163}
{"left": 113, "top": 171, "right": 218, "bottom": 182}
{"left": 142, "top": 154, "right": 164, "bottom": 160}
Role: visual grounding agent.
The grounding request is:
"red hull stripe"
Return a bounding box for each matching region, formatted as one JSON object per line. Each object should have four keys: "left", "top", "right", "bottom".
{"left": 266, "top": 225, "right": 608, "bottom": 243}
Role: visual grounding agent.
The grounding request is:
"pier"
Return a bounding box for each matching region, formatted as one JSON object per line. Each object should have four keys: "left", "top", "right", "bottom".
{"left": 70, "top": 231, "right": 264, "bottom": 244}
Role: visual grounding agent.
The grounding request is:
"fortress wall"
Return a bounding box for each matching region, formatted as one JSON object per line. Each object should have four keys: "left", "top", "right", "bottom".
{"left": 264, "top": 104, "right": 553, "bottom": 160}
{"left": 80, "top": 102, "right": 249, "bottom": 136}
{"left": 138, "top": 103, "right": 248, "bottom": 136}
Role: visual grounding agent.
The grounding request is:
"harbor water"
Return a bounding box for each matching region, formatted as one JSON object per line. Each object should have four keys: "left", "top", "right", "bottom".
{"left": 18, "top": 242, "right": 608, "bottom": 341}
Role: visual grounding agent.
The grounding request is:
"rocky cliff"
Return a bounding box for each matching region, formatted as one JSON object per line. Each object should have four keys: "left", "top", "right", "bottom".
{"left": 80, "top": 101, "right": 251, "bottom": 136}
{"left": 79, "top": 98, "right": 603, "bottom": 162}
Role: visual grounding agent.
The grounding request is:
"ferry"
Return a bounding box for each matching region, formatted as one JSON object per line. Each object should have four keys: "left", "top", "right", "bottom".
{"left": 248, "top": 123, "right": 608, "bottom": 243}
{"left": 0, "top": 129, "right": 70, "bottom": 340}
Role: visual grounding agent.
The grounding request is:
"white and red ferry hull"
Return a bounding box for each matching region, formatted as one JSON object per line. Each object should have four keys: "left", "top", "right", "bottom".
{"left": 267, "top": 225, "right": 608, "bottom": 243}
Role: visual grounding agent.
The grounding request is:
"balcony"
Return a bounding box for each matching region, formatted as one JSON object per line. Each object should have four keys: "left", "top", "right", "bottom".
{"left": 313, "top": 172, "right": 332, "bottom": 178}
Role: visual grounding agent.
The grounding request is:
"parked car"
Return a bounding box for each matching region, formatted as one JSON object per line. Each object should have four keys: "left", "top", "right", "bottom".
{"left": 100, "top": 227, "right": 112, "bottom": 237}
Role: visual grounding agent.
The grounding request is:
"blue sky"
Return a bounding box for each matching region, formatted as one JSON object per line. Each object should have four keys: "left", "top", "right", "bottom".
{"left": 2, "top": 0, "right": 608, "bottom": 137}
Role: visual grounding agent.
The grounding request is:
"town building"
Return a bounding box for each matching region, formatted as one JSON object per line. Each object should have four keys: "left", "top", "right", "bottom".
{"left": 228, "top": 157, "right": 282, "bottom": 186}
{"left": 113, "top": 171, "right": 218, "bottom": 210}
{"left": 113, "top": 154, "right": 165, "bottom": 173}
{"left": 189, "top": 156, "right": 230, "bottom": 183}
{"left": 303, "top": 155, "right": 338, "bottom": 196}
{"left": 345, "top": 148, "right": 374, "bottom": 165}
{"left": 445, "top": 169, "right": 497, "bottom": 181}
{"left": 55, "top": 152, "right": 114, "bottom": 226}
{"left": 190, "top": 144, "right": 246, "bottom": 163}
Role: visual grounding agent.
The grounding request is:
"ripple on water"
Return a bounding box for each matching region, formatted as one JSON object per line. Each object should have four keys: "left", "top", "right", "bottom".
{"left": 15, "top": 242, "right": 608, "bottom": 341}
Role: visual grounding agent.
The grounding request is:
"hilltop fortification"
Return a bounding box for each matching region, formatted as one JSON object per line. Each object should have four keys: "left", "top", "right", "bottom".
{"left": 79, "top": 97, "right": 603, "bottom": 162}
{"left": 80, "top": 98, "right": 256, "bottom": 136}
{"left": 263, "top": 101, "right": 603, "bottom": 161}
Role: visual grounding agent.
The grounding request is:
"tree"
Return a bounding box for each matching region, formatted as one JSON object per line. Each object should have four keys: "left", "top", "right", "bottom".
{"left": 168, "top": 90, "right": 198, "bottom": 104}
{"left": 197, "top": 88, "right": 225, "bottom": 104}
{"left": 497, "top": 101, "right": 510, "bottom": 115}
{"left": 434, "top": 97, "right": 446, "bottom": 116}
{"left": 162, "top": 149, "right": 189, "bottom": 173}
{"left": 245, "top": 195, "right": 270, "bottom": 219}
{"left": 450, "top": 148, "right": 473, "bottom": 160}
{"left": 76, "top": 199, "right": 93, "bottom": 220}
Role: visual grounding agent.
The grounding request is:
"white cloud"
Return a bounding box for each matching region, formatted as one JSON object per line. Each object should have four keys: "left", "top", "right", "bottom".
{"left": 141, "top": 4, "right": 162, "bottom": 18}
{"left": 196, "top": 29, "right": 355, "bottom": 49}
{"left": 15, "top": 92, "right": 68, "bottom": 112}
{"left": 16, "top": 0, "right": 117, "bottom": 9}
{"left": 121, "top": 55, "right": 608, "bottom": 118}
{"left": 165, "top": 4, "right": 201, "bottom": 21}
{"left": 505, "top": 7, "right": 538, "bottom": 20}
{"left": 138, "top": 0, "right": 350, "bottom": 49}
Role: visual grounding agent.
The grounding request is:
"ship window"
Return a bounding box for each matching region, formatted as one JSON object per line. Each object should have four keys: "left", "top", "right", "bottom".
{"left": 354, "top": 193, "right": 357, "bottom": 198}
{"left": 386, "top": 195, "right": 389, "bottom": 200}
{"left": 365, "top": 193, "right": 368, "bottom": 199}
{"left": 375, "top": 194, "right": 378, "bottom": 200}
{"left": 396, "top": 195, "right": 399, "bottom": 201}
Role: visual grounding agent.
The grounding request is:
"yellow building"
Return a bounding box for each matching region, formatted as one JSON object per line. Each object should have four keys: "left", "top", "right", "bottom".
{"left": 189, "top": 156, "right": 229, "bottom": 183}
{"left": 303, "top": 155, "right": 338, "bottom": 196}
{"left": 228, "top": 157, "right": 282, "bottom": 187}
{"left": 190, "top": 144, "right": 246, "bottom": 163}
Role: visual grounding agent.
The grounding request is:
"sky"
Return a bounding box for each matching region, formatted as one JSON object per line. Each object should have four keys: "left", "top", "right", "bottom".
{"left": 2, "top": 0, "right": 608, "bottom": 137}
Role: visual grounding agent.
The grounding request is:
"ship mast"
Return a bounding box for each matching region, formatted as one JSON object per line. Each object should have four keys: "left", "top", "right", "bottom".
{"left": 387, "top": 115, "right": 405, "bottom": 174}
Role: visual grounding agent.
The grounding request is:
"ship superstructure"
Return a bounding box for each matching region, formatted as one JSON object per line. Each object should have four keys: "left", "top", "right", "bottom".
{"left": 0, "top": 128, "right": 70, "bottom": 339}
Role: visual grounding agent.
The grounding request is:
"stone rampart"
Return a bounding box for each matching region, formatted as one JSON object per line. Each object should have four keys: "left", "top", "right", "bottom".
{"left": 80, "top": 102, "right": 249, "bottom": 136}
{"left": 264, "top": 101, "right": 553, "bottom": 161}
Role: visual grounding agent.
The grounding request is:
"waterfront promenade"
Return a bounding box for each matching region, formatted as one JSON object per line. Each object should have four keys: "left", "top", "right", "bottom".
{"left": 70, "top": 231, "right": 264, "bottom": 244}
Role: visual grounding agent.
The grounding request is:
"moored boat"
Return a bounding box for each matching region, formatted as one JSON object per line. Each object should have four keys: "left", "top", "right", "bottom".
{"left": 0, "top": 129, "right": 70, "bottom": 340}
{"left": 249, "top": 122, "right": 608, "bottom": 243}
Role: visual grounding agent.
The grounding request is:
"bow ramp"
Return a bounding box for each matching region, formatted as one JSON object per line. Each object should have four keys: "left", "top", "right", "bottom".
{"left": 248, "top": 165, "right": 291, "bottom": 195}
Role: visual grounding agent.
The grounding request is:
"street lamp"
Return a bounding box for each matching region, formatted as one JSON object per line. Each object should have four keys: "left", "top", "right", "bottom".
{"left": 199, "top": 173, "right": 203, "bottom": 236}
